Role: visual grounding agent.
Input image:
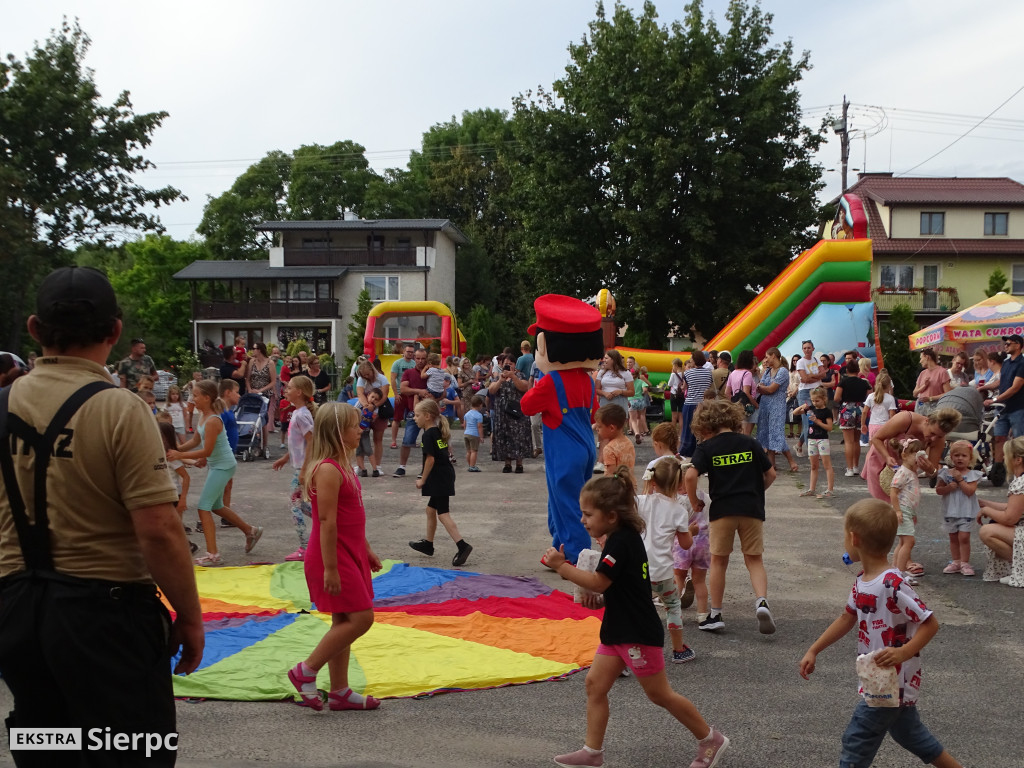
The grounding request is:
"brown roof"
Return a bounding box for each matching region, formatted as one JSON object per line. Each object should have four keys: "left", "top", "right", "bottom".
{"left": 847, "top": 173, "right": 1024, "bottom": 205}
{"left": 872, "top": 239, "right": 1024, "bottom": 255}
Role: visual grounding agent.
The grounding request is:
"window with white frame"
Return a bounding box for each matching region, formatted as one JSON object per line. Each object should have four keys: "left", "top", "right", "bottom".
{"left": 1012, "top": 265, "right": 1024, "bottom": 295}
{"left": 364, "top": 275, "right": 399, "bottom": 302}
{"left": 879, "top": 264, "right": 915, "bottom": 290}
{"left": 985, "top": 212, "right": 1009, "bottom": 236}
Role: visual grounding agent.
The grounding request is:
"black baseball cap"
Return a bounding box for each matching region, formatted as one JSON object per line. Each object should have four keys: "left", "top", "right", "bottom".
{"left": 36, "top": 267, "right": 120, "bottom": 325}
{"left": 1004, "top": 334, "right": 1024, "bottom": 345}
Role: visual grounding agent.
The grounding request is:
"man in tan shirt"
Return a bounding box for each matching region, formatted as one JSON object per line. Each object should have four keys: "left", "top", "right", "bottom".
{"left": 0, "top": 266, "right": 203, "bottom": 766}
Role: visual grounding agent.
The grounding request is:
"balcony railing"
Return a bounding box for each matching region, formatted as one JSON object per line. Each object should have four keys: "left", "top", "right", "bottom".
{"left": 872, "top": 286, "right": 960, "bottom": 313}
{"left": 283, "top": 248, "right": 417, "bottom": 267}
{"left": 193, "top": 299, "right": 339, "bottom": 320}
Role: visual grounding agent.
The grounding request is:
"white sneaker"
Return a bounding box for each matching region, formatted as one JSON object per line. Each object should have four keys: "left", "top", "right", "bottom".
{"left": 592, "top": 462, "right": 605, "bottom": 475}
{"left": 844, "top": 468, "right": 856, "bottom": 477}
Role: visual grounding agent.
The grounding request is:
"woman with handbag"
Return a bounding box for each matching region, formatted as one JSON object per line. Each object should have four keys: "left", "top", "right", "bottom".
{"left": 725, "top": 350, "right": 759, "bottom": 436}
{"left": 355, "top": 362, "right": 391, "bottom": 477}
{"left": 487, "top": 356, "right": 531, "bottom": 473}
{"left": 835, "top": 360, "right": 871, "bottom": 477}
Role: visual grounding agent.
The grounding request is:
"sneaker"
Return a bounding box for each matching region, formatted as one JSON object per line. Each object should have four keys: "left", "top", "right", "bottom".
{"left": 999, "top": 575, "right": 1022, "bottom": 586}
{"left": 795, "top": 443, "right": 805, "bottom": 457}
{"left": 514, "top": 465, "right": 524, "bottom": 474}
{"left": 755, "top": 598, "right": 776, "bottom": 635}
{"left": 903, "top": 572, "right": 919, "bottom": 587}
{"left": 467, "top": 465, "right": 481, "bottom": 472}
{"left": 844, "top": 467, "right": 856, "bottom": 477}
{"left": 672, "top": 646, "right": 697, "bottom": 664}
{"left": 452, "top": 541, "right": 473, "bottom": 567}
{"left": 942, "top": 561, "right": 962, "bottom": 574}
{"left": 371, "top": 469, "right": 381, "bottom": 478}
{"left": 696, "top": 612, "right": 709, "bottom": 625}
{"left": 680, "top": 577, "right": 695, "bottom": 609}
{"left": 408, "top": 539, "right": 434, "bottom": 556}
{"left": 360, "top": 468, "right": 368, "bottom": 478}
{"left": 188, "top": 541, "right": 199, "bottom": 555}
{"left": 592, "top": 462, "right": 605, "bottom": 475}
{"left": 698, "top": 612, "right": 724, "bottom": 631}
{"left": 195, "top": 520, "right": 204, "bottom": 534}
{"left": 220, "top": 518, "right": 235, "bottom": 528}
{"left": 244, "top": 525, "right": 264, "bottom": 554}
{"left": 960, "top": 563, "right": 975, "bottom": 577}
{"left": 393, "top": 467, "right": 406, "bottom": 477}
{"left": 689, "top": 726, "right": 729, "bottom": 768}
{"left": 194, "top": 552, "right": 222, "bottom": 567}
{"left": 553, "top": 747, "right": 604, "bottom": 767}
{"left": 284, "top": 547, "right": 306, "bottom": 562}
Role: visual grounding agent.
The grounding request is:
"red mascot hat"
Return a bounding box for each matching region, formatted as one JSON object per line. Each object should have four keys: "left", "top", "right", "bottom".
{"left": 527, "top": 294, "right": 601, "bottom": 336}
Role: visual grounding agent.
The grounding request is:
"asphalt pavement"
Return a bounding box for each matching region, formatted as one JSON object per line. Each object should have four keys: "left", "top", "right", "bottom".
{"left": 1, "top": 426, "right": 1021, "bottom": 767}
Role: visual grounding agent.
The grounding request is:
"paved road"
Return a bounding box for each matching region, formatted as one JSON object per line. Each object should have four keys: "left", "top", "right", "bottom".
{"left": 1, "top": 429, "right": 1021, "bottom": 767}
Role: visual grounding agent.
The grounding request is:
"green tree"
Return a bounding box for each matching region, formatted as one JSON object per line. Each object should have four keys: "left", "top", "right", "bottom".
{"left": 106, "top": 235, "right": 207, "bottom": 365}
{"left": 0, "top": 20, "right": 183, "bottom": 350}
{"left": 197, "top": 150, "right": 290, "bottom": 259}
{"left": 411, "top": 109, "right": 523, "bottom": 324}
{"left": 288, "top": 140, "right": 375, "bottom": 219}
{"left": 879, "top": 303, "right": 920, "bottom": 399}
{"left": 345, "top": 288, "right": 374, "bottom": 370}
{"left": 510, "top": 0, "right": 826, "bottom": 347}
{"left": 985, "top": 267, "right": 1010, "bottom": 297}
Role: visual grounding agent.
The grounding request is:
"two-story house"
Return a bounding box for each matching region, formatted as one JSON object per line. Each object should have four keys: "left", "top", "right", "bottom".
{"left": 174, "top": 218, "right": 467, "bottom": 357}
{"left": 823, "top": 173, "right": 1024, "bottom": 324}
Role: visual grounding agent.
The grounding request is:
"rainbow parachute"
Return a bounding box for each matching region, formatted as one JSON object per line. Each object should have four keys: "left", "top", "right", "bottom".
{"left": 170, "top": 561, "right": 601, "bottom": 701}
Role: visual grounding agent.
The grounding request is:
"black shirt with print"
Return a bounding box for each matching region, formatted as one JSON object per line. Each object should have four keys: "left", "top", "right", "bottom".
{"left": 595, "top": 528, "right": 664, "bottom": 647}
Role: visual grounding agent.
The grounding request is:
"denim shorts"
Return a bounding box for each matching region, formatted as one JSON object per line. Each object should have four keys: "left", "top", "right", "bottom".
{"left": 993, "top": 407, "right": 1024, "bottom": 438}
{"left": 402, "top": 417, "right": 422, "bottom": 447}
{"left": 840, "top": 700, "right": 943, "bottom": 768}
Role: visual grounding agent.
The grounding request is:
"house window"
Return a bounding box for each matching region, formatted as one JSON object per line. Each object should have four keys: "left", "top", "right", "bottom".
{"left": 316, "top": 281, "right": 332, "bottom": 300}
{"left": 1012, "top": 265, "right": 1024, "bottom": 295}
{"left": 985, "top": 212, "right": 1009, "bottom": 236}
{"left": 302, "top": 238, "right": 329, "bottom": 249}
{"left": 292, "top": 281, "right": 314, "bottom": 301}
{"left": 880, "top": 265, "right": 915, "bottom": 290}
{"left": 364, "top": 275, "right": 399, "bottom": 302}
{"left": 222, "top": 329, "right": 262, "bottom": 349}
{"left": 920, "top": 212, "right": 945, "bottom": 235}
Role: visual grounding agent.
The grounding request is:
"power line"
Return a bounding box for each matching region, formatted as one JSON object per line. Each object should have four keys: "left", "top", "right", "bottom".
{"left": 894, "top": 85, "right": 1024, "bottom": 175}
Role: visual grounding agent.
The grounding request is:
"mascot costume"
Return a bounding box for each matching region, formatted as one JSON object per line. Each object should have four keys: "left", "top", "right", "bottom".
{"left": 520, "top": 294, "right": 603, "bottom": 564}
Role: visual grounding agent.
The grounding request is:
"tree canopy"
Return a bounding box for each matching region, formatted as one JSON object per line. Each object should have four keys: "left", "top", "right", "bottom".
{"left": 0, "top": 20, "right": 182, "bottom": 351}
{"left": 510, "top": 0, "right": 826, "bottom": 347}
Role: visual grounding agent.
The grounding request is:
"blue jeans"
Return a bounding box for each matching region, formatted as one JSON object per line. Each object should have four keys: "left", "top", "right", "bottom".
{"left": 797, "top": 389, "right": 812, "bottom": 445}
{"left": 840, "top": 701, "right": 944, "bottom": 768}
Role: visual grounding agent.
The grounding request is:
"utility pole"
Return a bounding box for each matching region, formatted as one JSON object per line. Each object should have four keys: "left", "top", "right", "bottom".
{"left": 833, "top": 96, "right": 851, "bottom": 192}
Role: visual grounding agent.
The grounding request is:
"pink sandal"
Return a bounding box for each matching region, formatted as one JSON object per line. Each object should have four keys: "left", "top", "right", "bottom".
{"left": 328, "top": 688, "right": 381, "bottom": 711}
{"left": 287, "top": 663, "right": 324, "bottom": 711}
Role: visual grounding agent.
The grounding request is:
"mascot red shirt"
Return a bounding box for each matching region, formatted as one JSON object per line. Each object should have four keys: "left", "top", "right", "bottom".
{"left": 520, "top": 295, "right": 602, "bottom": 564}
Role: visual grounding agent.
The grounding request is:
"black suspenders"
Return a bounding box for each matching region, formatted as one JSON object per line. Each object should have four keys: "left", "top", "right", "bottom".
{"left": 0, "top": 381, "right": 115, "bottom": 571}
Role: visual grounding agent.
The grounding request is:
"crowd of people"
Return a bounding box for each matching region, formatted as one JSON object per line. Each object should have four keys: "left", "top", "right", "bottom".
{"left": 1, "top": 268, "right": 1017, "bottom": 767}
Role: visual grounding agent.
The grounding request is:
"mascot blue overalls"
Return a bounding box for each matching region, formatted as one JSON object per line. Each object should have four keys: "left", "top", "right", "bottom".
{"left": 520, "top": 295, "right": 603, "bottom": 565}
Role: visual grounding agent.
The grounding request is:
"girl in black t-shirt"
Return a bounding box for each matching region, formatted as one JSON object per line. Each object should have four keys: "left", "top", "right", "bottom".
{"left": 407, "top": 399, "right": 472, "bottom": 567}
{"left": 542, "top": 467, "right": 729, "bottom": 768}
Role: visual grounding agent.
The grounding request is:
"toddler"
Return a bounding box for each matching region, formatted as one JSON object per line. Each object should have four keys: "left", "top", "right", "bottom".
{"left": 793, "top": 386, "right": 834, "bottom": 499}
{"left": 889, "top": 438, "right": 924, "bottom": 586}
{"left": 935, "top": 440, "right": 981, "bottom": 577}
{"left": 463, "top": 395, "right": 485, "bottom": 472}
{"left": 354, "top": 388, "right": 383, "bottom": 478}
{"left": 423, "top": 353, "right": 455, "bottom": 402}
{"left": 596, "top": 404, "right": 634, "bottom": 473}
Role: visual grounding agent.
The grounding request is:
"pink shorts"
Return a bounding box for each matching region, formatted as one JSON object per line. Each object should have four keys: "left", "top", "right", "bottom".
{"left": 596, "top": 642, "right": 665, "bottom": 678}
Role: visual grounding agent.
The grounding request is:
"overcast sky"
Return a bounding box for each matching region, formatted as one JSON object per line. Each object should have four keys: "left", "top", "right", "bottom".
{"left": 4, "top": 0, "right": 1024, "bottom": 242}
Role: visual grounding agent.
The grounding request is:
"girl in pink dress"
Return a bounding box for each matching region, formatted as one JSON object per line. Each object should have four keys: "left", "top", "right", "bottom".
{"left": 287, "top": 403, "right": 383, "bottom": 711}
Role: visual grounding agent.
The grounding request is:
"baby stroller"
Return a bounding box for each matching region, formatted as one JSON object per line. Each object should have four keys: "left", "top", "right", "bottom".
{"left": 235, "top": 393, "right": 270, "bottom": 461}
{"left": 935, "top": 387, "right": 1005, "bottom": 487}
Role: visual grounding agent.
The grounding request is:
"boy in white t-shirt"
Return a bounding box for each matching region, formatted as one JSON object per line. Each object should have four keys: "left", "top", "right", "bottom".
{"left": 800, "top": 499, "right": 962, "bottom": 768}
{"left": 794, "top": 340, "right": 822, "bottom": 456}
